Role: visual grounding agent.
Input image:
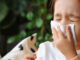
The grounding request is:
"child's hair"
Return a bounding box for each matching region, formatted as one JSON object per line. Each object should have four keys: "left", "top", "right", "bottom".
{"left": 50, "top": 0, "right": 57, "bottom": 15}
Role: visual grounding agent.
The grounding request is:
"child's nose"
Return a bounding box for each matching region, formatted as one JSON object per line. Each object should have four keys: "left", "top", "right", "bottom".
{"left": 60, "top": 19, "right": 69, "bottom": 25}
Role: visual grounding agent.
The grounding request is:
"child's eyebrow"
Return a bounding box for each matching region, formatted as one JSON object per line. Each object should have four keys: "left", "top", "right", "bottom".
{"left": 54, "top": 13, "right": 80, "bottom": 19}
{"left": 54, "top": 13, "right": 61, "bottom": 17}
{"left": 70, "top": 14, "right": 80, "bottom": 19}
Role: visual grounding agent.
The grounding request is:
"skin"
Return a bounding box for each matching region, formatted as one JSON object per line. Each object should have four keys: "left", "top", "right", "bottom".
{"left": 53, "top": 0, "right": 80, "bottom": 59}
{"left": 24, "top": 0, "right": 80, "bottom": 60}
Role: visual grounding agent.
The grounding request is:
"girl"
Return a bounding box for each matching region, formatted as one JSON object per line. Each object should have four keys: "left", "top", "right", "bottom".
{"left": 23, "top": 0, "right": 80, "bottom": 60}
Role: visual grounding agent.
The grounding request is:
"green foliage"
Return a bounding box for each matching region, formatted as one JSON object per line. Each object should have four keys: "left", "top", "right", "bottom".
{"left": 7, "top": 30, "right": 27, "bottom": 44}
{"left": 35, "top": 41, "right": 40, "bottom": 47}
{"left": 0, "top": 0, "right": 52, "bottom": 47}
{"left": 6, "top": 0, "right": 28, "bottom": 12}
{"left": 26, "top": 11, "right": 34, "bottom": 20}
{"left": 44, "top": 33, "right": 51, "bottom": 41}
{"left": 37, "top": 34, "right": 43, "bottom": 41}
{"left": 36, "top": 0, "right": 48, "bottom": 4}
{"left": 26, "top": 22, "right": 33, "bottom": 29}
{"left": 35, "top": 18, "right": 43, "bottom": 28}
{"left": 7, "top": 35, "right": 19, "bottom": 44}
{"left": 0, "top": 2, "right": 8, "bottom": 22}
{"left": 46, "top": 13, "right": 52, "bottom": 20}
{"left": 39, "top": 7, "right": 47, "bottom": 15}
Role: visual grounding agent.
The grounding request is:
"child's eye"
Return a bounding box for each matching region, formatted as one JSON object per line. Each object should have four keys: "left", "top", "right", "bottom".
{"left": 55, "top": 17, "right": 61, "bottom": 20}
{"left": 70, "top": 19, "right": 80, "bottom": 22}
{"left": 55, "top": 19, "right": 61, "bottom": 22}
{"left": 70, "top": 20, "right": 75, "bottom": 22}
{"left": 70, "top": 18, "right": 80, "bottom": 22}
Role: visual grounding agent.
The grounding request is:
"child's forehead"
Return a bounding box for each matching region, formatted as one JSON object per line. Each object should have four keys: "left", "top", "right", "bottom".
{"left": 55, "top": 0, "right": 80, "bottom": 3}
{"left": 54, "top": 0, "right": 80, "bottom": 15}
{"left": 55, "top": 0, "right": 80, "bottom": 7}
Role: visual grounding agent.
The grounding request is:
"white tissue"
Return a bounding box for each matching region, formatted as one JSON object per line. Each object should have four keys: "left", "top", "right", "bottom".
{"left": 51, "top": 20, "right": 76, "bottom": 45}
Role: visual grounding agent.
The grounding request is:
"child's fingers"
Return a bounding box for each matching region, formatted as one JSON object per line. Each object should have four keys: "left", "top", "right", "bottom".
{"left": 57, "top": 26, "right": 65, "bottom": 39}
{"left": 66, "top": 26, "right": 73, "bottom": 42}
{"left": 52, "top": 27, "right": 58, "bottom": 41}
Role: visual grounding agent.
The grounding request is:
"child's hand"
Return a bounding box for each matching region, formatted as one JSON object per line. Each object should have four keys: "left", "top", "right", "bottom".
{"left": 23, "top": 53, "right": 36, "bottom": 60}
{"left": 52, "top": 26, "right": 77, "bottom": 60}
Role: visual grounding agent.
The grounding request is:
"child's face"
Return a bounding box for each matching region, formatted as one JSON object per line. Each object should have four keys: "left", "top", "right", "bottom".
{"left": 54, "top": 0, "right": 80, "bottom": 42}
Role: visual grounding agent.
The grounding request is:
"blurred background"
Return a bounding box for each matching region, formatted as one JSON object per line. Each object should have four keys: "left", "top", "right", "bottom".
{"left": 0, "top": 0, "right": 53, "bottom": 56}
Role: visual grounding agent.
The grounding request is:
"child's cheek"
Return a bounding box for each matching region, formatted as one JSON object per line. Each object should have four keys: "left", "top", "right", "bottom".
{"left": 74, "top": 24, "right": 80, "bottom": 41}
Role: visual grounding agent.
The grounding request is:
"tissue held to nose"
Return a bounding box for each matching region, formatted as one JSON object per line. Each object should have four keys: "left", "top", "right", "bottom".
{"left": 51, "top": 21, "right": 76, "bottom": 45}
